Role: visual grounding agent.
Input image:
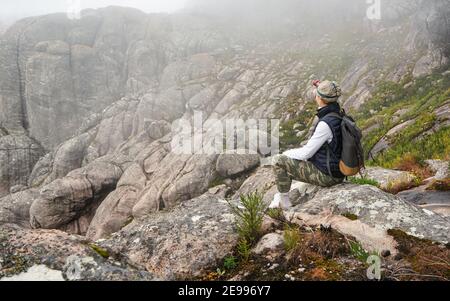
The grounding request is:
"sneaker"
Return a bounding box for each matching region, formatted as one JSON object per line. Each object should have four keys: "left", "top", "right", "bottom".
{"left": 280, "top": 194, "right": 292, "bottom": 210}
{"left": 269, "top": 193, "right": 292, "bottom": 210}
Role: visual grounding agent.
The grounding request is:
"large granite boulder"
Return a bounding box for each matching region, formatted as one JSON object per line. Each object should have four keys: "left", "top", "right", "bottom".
{"left": 29, "top": 156, "right": 126, "bottom": 234}
{"left": 0, "top": 224, "right": 93, "bottom": 276}
{"left": 98, "top": 192, "right": 238, "bottom": 280}
{"left": 0, "top": 224, "right": 153, "bottom": 281}
{"left": 86, "top": 162, "right": 148, "bottom": 240}
{"left": 290, "top": 183, "right": 450, "bottom": 244}
{"left": 216, "top": 152, "right": 260, "bottom": 178}
{"left": 131, "top": 153, "right": 218, "bottom": 218}
{"left": 0, "top": 189, "right": 39, "bottom": 228}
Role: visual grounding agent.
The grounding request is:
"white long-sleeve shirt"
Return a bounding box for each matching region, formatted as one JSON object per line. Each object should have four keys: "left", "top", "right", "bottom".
{"left": 283, "top": 121, "right": 333, "bottom": 161}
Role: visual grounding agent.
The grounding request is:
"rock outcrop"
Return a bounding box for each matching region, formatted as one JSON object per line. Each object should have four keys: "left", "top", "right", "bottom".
{"left": 289, "top": 183, "right": 450, "bottom": 244}
{"left": 239, "top": 166, "right": 450, "bottom": 247}
{"left": 29, "top": 157, "right": 124, "bottom": 234}
{"left": 358, "top": 167, "right": 418, "bottom": 191}
{"left": 0, "top": 188, "right": 39, "bottom": 228}
{"left": 97, "top": 192, "right": 238, "bottom": 280}
{"left": 0, "top": 224, "right": 154, "bottom": 281}
{"left": 0, "top": 2, "right": 449, "bottom": 281}
{"left": 63, "top": 255, "right": 156, "bottom": 281}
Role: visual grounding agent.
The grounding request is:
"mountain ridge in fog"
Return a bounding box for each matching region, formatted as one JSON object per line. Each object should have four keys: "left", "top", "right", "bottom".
{"left": 0, "top": 1, "right": 449, "bottom": 281}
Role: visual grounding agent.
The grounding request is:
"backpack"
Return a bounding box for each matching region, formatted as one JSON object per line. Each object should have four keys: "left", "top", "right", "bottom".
{"left": 325, "top": 111, "right": 365, "bottom": 177}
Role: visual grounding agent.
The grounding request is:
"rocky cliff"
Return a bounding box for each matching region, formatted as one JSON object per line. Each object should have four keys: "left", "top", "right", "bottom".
{"left": 0, "top": 1, "right": 449, "bottom": 281}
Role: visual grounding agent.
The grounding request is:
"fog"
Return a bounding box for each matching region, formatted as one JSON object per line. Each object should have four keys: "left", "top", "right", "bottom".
{"left": 0, "top": 0, "right": 187, "bottom": 23}
{"left": 0, "top": 0, "right": 444, "bottom": 42}
{"left": 0, "top": 0, "right": 429, "bottom": 24}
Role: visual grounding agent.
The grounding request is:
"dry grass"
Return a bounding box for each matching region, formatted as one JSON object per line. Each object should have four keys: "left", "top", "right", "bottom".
{"left": 287, "top": 227, "right": 351, "bottom": 265}
{"left": 394, "top": 153, "right": 434, "bottom": 181}
{"left": 387, "top": 229, "right": 450, "bottom": 281}
{"left": 426, "top": 178, "right": 450, "bottom": 191}
{"left": 385, "top": 180, "right": 420, "bottom": 195}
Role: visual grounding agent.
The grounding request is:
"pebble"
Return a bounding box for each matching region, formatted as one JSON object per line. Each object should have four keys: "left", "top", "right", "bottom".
{"left": 284, "top": 274, "right": 296, "bottom": 281}
{"left": 268, "top": 263, "right": 279, "bottom": 270}
{"left": 394, "top": 254, "right": 403, "bottom": 261}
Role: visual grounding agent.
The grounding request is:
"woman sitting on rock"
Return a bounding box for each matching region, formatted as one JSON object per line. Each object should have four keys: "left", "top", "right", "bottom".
{"left": 270, "top": 80, "right": 346, "bottom": 209}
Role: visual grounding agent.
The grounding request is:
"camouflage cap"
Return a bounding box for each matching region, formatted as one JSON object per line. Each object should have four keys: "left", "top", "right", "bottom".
{"left": 316, "top": 80, "right": 342, "bottom": 102}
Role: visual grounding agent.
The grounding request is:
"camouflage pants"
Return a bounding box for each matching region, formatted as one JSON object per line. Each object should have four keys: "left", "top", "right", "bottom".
{"left": 272, "top": 155, "right": 344, "bottom": 193}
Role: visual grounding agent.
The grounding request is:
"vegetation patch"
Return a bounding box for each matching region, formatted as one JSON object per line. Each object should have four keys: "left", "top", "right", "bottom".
{"left": 386, "top": 229, "right": 450, "bottom": 281}
{"left": 0, "top": 255, "right": 34, "bottom": 278}
{"left": 209, "top": 176, "right": 227, "bottom": 189}
{"left": 347, "top": 240, "right": 378, "bottom": 263}
{"left": 266, "top": 208, "right": 284, "bottom": 221}
{"left": 392, "top": 153, "right": 434, "bottom": 181}
{"left": 342, "top": 213, "right": 358, "bottom": 221}
{"left": 89, "top": 243, "right": 110, "bottom": 259}
{"left": 384, "top": 177, "right": 422, "bottom": 195}
{"left": 348, "top": 177, "right": 380, "bottom": 187}
{"left": 356, "top": 71, "right": 450, "bottom": 166}
{"left": 223, "top": 255, "right": 238, "bottom": 271}
{"left": 426, "top": 178, "right": 450, "bottom": 191}
{"left": 200, "top": 224, "right": 367, "bottom": 281}
{"left": 283, "top": 225, "right": 301, "bottom": 252}
{"left": 279, "top": 101, "right": 317, "bottom": 152}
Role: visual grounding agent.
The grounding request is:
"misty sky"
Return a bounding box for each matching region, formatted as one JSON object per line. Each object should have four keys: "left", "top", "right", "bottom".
{"left": 0, "top": 0, "right": 187, "bottom": 21}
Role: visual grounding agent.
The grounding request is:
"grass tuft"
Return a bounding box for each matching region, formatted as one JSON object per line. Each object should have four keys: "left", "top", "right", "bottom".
{"left": 347, "top": 240, "right": 378, "bottom": 263}
{"left": 283, "top": 225, "right": 301, "bottom": 252}
{"left": 349, "top": 177, "right": 380, "bottom": 187}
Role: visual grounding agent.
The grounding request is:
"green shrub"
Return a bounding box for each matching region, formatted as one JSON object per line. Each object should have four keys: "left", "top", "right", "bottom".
{"left": 223, "top": 255, "right": 238, "bottom": 271}
{"left": 237, "top": 238, "right": 252, "bottom": 262}
{"left": 228, "top": 192, "right": 268, "bottom": 245}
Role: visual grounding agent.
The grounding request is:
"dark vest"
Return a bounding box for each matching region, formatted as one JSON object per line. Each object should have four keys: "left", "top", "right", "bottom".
{"left": 308, "top": 103, "right": 345, "bottom": 178}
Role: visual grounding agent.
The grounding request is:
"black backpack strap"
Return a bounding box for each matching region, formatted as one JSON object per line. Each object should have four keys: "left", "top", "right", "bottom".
{"left": 324, "top": 112, "right": 343, "bottom": 120}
